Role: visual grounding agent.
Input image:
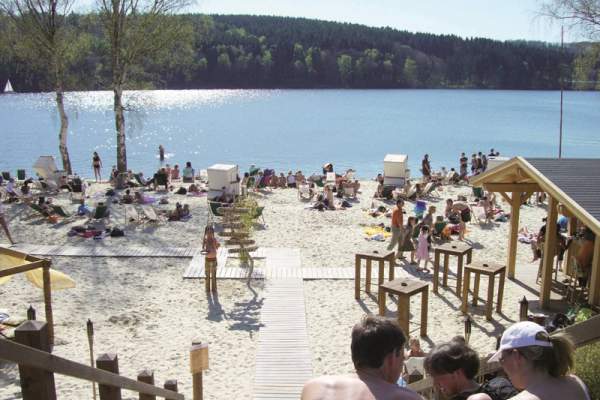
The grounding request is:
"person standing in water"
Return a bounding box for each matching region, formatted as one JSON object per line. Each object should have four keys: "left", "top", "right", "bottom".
{"left": 159, "top": 144, "right": 165, "bottom": 160}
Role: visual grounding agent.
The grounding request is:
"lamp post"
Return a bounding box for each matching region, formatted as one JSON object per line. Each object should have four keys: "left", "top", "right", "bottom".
{"left": 464, "top": 316, "right": 472, "bottom": 344}
{"left": 519, "top": 296, "right": 529, "bottom": 322}
{"left": 27, "top": 305, "right": 36, "bottom": 320}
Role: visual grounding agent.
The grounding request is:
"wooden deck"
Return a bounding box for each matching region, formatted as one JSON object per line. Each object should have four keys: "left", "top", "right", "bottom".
{"left": 3, "top": 244, "right": 203, "bottom": 258}
{"left": 253, "top": 278, "right": 312, "bottom": 399}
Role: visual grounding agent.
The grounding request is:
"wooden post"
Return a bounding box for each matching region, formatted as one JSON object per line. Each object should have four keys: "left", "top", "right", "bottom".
{"left": 540, "top": 196, "right": 558, "bottom": 309}
{"left": 42, "top": 259, "right": 55, "bottom": 345}
{"left": 164, "top": 379, "right": 178, "bottom": 400}
{"left": 137, "top": 369, "right": 155, "bottom": 400}
{"left": 14, "top": 321, "right": 56, "bottom": 400}
{"left": 587, "top": 234, "right": 600, "bottom": 306}
{"left": 565, "top": 216, "right": 578, "bottom": 277}
{"left": 190, "top": 340, "right": 209, "bottom": 400}
{"left": 96, "top": 353, "right": 122, "bottom": 400}
{"left": 506, "top": 193, "right": 521, "bottom": 279}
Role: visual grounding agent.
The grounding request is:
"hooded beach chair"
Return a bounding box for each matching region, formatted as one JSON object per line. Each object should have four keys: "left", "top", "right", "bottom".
{"left": 123, "top": 204, "right": 144, "bottom": 226}
{"left": 140, "top": 204, "right": 166, "bottom": 224}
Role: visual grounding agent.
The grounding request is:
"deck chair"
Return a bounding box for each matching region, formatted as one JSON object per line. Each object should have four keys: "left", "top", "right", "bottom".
{"left": 45, "top": 179, "right": 61, "bottom": 193}
{"left": 33, "top": 180, "right": 51, "bottom": 194}
{"left": 16, "top": 169, "right": 26, "bottom": 183}
{"left": 298, "top": 184, "right": 311, "bottom": 199}
{"left": 72, "top": 177, "right": 84, "bottom": 186}
{"left": 52, "top": 205, "right": 76, "bottom": 219}
{"left": 471, "top": 186, "right": 484, "bottom": 200}
{"left": 123, "top": 204, "right": 144, "bottom": 226}
{"left": 11, "top": 187, "right": 31, "bottom": 203}
{"left": 470, "top": 205, "right": 490, "bottom": 226}
{"left": 258, "top": 176, "right": 272, "bottom": 190}
{"left": 381, "top": 185, "right": 395, "bottom": 199}
{"left": 91, "top": 205, "right": 110, "bottom": 223}
{"left": 432, "top": 221, "right": 449, "bottom": 240}
{"left": 419, "top": 183, "right": 433, "bottom": 198}
{"left": 314, "top": 179, "right": 324, "bottom": 188}
{"left": 1, "top": 171, "right": 12, "bottom": 181}
{"left": 134, "top": 174, "right": 150, "bottom": 188}
{"left": 154, "top": 174, "right": 169, "bottom": 190}
{"left": 246, "top": 177, "right": 256, "bottom": 192}
{"left": 344, "top": 186, "right": 356, "bottom": 198}
{"left": 140, "top": 204, "right": 166, "bottom": 224}
{"left": 0, "top": 186, "right": 10, "bottom": 198}
{"left": 252, "top": 206, "right": 266, "bottom": 226}
{"left": 28, "top": 203, "right": 54, "bottom": 218}
{"left": 442, "top": 171, "right": 456, "bottom": 185}
{"left": 207, "top": 200, "right": 226, "bottom": 225}
{"left": 70, "top": 184, "right": 86, "bottom": 201}
{"left": 326, "top": 172, "right": 336, "bottom": 183}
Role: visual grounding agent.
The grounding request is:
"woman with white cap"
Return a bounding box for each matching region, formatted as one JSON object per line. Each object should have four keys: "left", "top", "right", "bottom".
{"left": 478, "top": 321, "right": 590, "bottom": 400}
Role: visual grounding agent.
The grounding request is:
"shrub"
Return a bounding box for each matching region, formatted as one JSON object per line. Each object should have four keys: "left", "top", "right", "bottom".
{"left": 574, "top": 341, "right": 600, "bottom": 400}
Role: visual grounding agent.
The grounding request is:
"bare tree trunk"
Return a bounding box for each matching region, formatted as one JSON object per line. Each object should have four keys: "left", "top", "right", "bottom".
{"left": 52, "top": 56, "right": 72, "bottom": 175}
{"left": 114, "top": 81, "right": 127, "bottom": 173}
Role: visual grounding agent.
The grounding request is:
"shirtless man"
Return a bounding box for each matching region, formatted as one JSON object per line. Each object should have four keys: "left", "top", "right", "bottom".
{"left": 301, "top": 315, "right": 422, "bottom": 400}
{"left": 446, "top": 199, "right": 470, "bottom": 240}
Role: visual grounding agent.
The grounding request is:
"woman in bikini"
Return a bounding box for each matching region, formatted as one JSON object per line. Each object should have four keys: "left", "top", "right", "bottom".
{"left": 92, "top": 152, "right": 102, "bottom": 182}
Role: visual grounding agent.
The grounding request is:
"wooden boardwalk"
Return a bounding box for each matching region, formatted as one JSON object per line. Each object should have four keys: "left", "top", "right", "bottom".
{"left": 3, "top": 244, "right": 204, "bottom": 258}
{"left": 253, "top": 278, "right": 312, "bottom": 399}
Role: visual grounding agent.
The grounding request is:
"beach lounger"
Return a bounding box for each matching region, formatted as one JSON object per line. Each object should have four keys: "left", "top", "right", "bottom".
{"left": 326, "top": 172, "right": 336, "bottom": 183}
{"left": 28, "top": 203, "right": 54, "bottom": 218}
{"left": 419, "top": 183, "right": 433, "bottom": 199}
{"left": 442, "top": 171, "right": 456, "bottom": 185}
{"left": 344, "top": 186, "right": 356, "bottom": 198}
{"left": 154, "top": 174, "right": 169, "bottom": 190}
{"left": 432, "top": 221, "right": 450, "bottom": 241}
{"left": 16, "top": 169, "right": 26, "bottom": 183}
{"left": 246, "top": 177, "right": 256, "bottom": 192}
{"left": 207, "top": 200, "right": 226, "bottom": 225}
{"left": 298, "top": 184, "right": 311, "bottom": 199}
{"left": 471, "top": 186, "right": 484, "bottom": 200}
{"left": 11, "top": 187, "right": 31, "bottom": 203}
{"left": 258, "top": 176, "right": 272, "bottom": 190}
{"left": 123, "top": 204, "right": 144, "bottom": 226}
{"left": 252, "top": 206, "right": 266, "bottom": 226}
{"left": 134, "top": 174, "right": 150, "bottom": 189}
{"left": 314, "top": 179, "right": 324, "bottom": 188}
{"left": 140, "top": 204, "right": 166, "bottom": 224}
{"left": 0, "top": 186, "right": 10, "bottom": 198}
{"left": 71, "top": 176, "right": 84, "bottom": 186}
{"left": 470, "top": 205, "right": 491, "bottom": 226}
{"left": 52, "top": 205, "right": 76, "bottom": 219}
{"left": 91, "top": 205, "right": 110, "bottom": 223}
{"left": 33, "top": 180, "right": 50, "bottom": 194}
{"left": 381, "top": 185, "right": 395, "bottom": 200}
{"left": 45, "top": 179, "right": 61, "bottom": 193}
{"left": 70, "top": 184, "right": 86, "bottom": 201}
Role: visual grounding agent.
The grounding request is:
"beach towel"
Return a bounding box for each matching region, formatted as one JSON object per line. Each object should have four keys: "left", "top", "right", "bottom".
{"left": 187, "top": 192, "right": 208, "bottom": 197}
{"left": 365, "top": 212, "right": 385, "bottom": 218}
{"left": 94, "top": 232, "right": 110, "bottom": 239}
{"left": 363, "top": 226, "right": 392, "bottom": 238}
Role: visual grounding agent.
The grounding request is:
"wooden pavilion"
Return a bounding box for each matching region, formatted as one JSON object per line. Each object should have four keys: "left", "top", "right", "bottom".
{"left": 470, "top": 157, "right": 600, "bottom": 308}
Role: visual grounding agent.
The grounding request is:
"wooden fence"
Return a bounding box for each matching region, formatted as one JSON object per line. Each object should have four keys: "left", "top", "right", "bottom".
{"left": 406, "top": 315, "right": 600, "bottom": 400}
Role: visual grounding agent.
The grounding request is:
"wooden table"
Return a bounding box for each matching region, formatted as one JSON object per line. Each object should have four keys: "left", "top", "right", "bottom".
{"left": 433, "top": 243, "right": 473, "bottom": 294}
{"left": 461, "top": 261, "right": 506, "bottom": 321}
{"left": 355, "top": 250, "right": 395, "bottom": 299}
{"left": 378, "top": 278, "right": 428, "bottom": 336}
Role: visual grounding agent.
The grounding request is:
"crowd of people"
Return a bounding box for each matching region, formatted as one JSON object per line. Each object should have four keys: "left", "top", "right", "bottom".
{"left": 301, "top": 315, "right": 590, "bottom": 400}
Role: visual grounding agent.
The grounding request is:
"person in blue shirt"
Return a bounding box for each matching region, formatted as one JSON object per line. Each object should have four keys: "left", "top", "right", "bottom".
{"left": 77, "top": 200, "right": 93, "bottom": 220}
{"left": 558, "top": 216, "right": 569, "bottom": 231}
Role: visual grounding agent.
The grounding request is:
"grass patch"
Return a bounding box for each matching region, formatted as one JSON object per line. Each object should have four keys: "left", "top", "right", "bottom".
{"left": 574, "top": 341, "right": 600, "bottom": 400}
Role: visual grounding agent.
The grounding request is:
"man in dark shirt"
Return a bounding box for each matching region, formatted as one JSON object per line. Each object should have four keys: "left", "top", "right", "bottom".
{"left": 422, "top": 154, "right": 431, "bottom": 181}
{"left": 459, "top": 153, "right": 468, "bottom": 175}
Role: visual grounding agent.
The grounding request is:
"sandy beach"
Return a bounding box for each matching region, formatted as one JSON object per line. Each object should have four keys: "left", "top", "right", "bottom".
{"left": 0, "top": 177, "right": 561, "bottom": 399}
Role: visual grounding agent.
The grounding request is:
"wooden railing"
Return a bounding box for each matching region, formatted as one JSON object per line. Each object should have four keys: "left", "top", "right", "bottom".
{"left": 406, "top": 315, "right": 600, "bottom": 400}
{"left": 0, "top": 320, "right": 185, "bottom": 400}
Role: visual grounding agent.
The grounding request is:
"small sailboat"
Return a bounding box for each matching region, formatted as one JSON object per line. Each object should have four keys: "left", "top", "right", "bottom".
{"left": 3, "top": 79, "right": 15, "bottom": 94}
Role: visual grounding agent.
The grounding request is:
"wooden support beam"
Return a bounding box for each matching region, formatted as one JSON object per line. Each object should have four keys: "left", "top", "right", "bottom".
{"left": 499, "top": 192, "right": 511, "bottom": 204}
{"left": 507, "top": 193, "right": 521, "bottom": 279}
{"left": 15, "top": 321, "right": 56, "bottom": 400}
{"left": 0, "top": 260, "right": 47, "bottom": 278}
{"left": 97, "top": 354, "right": 122, "bottom": 400}
{"left": 588, "top": 234, "right": 600, "bottom": 306}
{"left": 137, "top": 370, "right": 155, "bottom": 400}
{"left": 520, "top": 191, "right": 535, "bottom": 206}
{"left": 42, "top": 260, "right": 54, "bottom": 345}
{"left": 540, "top": 196, "right": 558, "bottom": 309}
{"left": 565, "top": 217, "right": 579, "bottom": 277}
{"left": 485, "top": 183, "right": 542, "bottom": 192}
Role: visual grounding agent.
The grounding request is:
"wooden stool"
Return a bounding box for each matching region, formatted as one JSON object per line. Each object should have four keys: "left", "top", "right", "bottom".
{"left": 355, "top": 250, "right": 395, "bottom": 299}
{"left": 433, "top": 243, "right": 473, "bottom": 294}
{"left": 461, "top": 261, "right": 506, "bottom": 321}
{"left": 379, "top": 278, "right": 428, "bottom": 336}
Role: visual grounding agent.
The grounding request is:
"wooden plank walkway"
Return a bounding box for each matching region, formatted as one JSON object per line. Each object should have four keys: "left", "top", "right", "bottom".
{"left": 253, "top": 278, "right": 312, "bottom": 400}
{"left": 266, "top": 248, "right": 301, "bottom": 268}
{"left": 2, "top": 244, "right": 202, "bottom": 258}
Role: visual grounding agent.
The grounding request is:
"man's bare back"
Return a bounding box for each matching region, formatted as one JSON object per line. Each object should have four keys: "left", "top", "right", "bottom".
{"left": 301, "top": 373, "right": 423, "bottom": 400}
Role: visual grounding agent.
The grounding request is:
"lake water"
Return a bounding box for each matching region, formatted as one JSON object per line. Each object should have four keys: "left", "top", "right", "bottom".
{"left": 1, "top": 89, "right": 599, "bottom": 180}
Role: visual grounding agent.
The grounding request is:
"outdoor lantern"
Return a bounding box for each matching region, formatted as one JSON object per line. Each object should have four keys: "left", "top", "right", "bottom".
{"left": 519, "top": 296, "right": 529, "bottom": 322}
{"left": 464, "top": 316, "right": 472, "bottom": 344}
{"left": 27, "top": 305, "right": 36, "bottom": 320}
{"left": 87, "top": 319, "right": 94, "bottom": 339}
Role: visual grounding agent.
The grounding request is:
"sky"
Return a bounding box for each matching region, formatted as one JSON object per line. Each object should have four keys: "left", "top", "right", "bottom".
{"left": 188, "top": 0, "right": 574, "bottom": 43}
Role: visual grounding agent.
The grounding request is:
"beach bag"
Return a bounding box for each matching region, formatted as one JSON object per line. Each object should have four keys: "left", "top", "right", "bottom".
{"left": 176, "top": 187, "right": 187, "bottom": 195}
{"left": 105, "top": 189, "right": 116, "bottom": 196}
{"left": 110, "top": 227, "right": 125, "bottom": 237}
{"left": 479, "top": 377, "right": 521, "bottom": 400}
{"left": 441, "top": 227, "right": 452, "bottom": 240}
{"left": 46, "top": 215, "right": 59, "bottom": 223}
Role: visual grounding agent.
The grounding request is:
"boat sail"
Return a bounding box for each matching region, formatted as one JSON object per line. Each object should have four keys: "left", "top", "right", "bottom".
{"left": 4, "top": 79, "right": 15, "bottom": 94}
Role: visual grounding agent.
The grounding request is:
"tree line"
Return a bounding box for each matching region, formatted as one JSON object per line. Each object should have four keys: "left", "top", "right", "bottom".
{"left": 1, "top": 13, "right": 579, "bottom": 92}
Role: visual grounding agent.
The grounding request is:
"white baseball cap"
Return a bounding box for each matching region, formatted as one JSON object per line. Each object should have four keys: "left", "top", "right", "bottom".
{"left": 488, "top": 321, "right": 552, "bottom": 363}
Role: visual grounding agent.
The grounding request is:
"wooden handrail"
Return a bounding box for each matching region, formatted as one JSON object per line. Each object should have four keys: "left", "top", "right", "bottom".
{"left": 0, "top": 339, "right": 184, "bottom": 400}
{"left": 407, "top": 315, "right": 600, "bottom": 395}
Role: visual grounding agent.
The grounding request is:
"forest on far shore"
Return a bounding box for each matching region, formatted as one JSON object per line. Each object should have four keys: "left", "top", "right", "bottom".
{"left": 0, "top": 14, "right": 581, "bottom": 92}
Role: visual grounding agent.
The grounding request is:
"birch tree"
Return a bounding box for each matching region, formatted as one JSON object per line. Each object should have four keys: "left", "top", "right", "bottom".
{"left": 0, "top": 0, "right": 85, "bottom": 174}
{"left": 96, "top": 0, "right": 195, "bottom": 173}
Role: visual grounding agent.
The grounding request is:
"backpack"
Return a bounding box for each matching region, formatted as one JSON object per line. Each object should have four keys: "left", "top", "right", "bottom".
{"left": 110, "top": 227, "right": 125, "bottom": 237}
{"left": 479, "top": 377, "right": 521, "bottom": 400}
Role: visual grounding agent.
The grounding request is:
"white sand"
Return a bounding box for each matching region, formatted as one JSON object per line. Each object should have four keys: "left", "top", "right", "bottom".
{"left": 0, "top": 178, "right": 561, "bottom": 399}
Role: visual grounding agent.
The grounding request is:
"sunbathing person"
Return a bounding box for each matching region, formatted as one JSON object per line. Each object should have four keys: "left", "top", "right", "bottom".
{"left": 323, "top": 185, "right": 335, "bottom": 210}
{"left": 374, "top": 183, "right": 384, "bottom": 198}
{"left": 278, "top": 172, "right": 287, "bottom": 188}
{"left": 170, "top": 203, "right": 185, "bottom": 219}
{"left": 214, "top": 187, "right": 233, "bottom": 204}
{"left": 182, "top": 204, "right": 190, "bottom": 216}
{"left": 187, "top": 184, "right": 200, "bottom": 194}
{"left": 287, "top": 170, "right": 296, "bottom": 188}
{"left": 121, "top": 189, "right": 136, "bottom": 204}
{"left": 77, "top": 199, "right": 94, "bottom": 220}
{"left": 296, "top": 170, "right": 306, "bottom": 183}
{"left": 269, "top": 173, "right": 279, "bottom": 188}
{"left": 254, "top": 171, "right": 264, "bottom": 190}
{"left": 182, "top": 161, "right": 195, "bottom": 183}
{"left": 38, "top": 197, "right": 54, "bottom": 215}
{"left": 171, "top": 164, "right": 180, "bottom": 180}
